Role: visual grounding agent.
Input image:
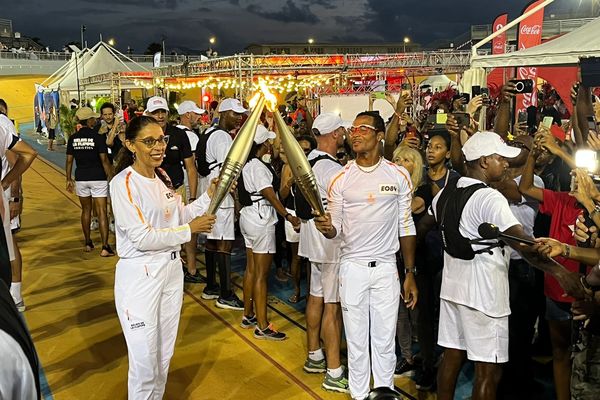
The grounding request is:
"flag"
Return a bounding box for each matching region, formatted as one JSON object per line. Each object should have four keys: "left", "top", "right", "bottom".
{"left": 153, "top": 52, "right": 161, "bottom": 68}
{"left": 492, "top": 13, "right": 508, "bottom": 55}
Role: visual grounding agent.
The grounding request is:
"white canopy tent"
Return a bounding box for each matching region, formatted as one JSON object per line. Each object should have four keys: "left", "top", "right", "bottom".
{"left": 418, "top": 74, "right": 457, "bottom": 92}
{"left": 42, "top": 41, "right": 148, "bottom": 93}
{"left": 471, "top": 16, "right": 600, "bottom": 68}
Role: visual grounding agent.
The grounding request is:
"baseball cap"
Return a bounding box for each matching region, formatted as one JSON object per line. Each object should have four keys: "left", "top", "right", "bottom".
{"left": 145, "top": 96, "right": 169, "bottom": 113}
{"left": 462, "top": 131, "right": 521, "bottom": 161}
{"left": 75, "top": 107, "right": 100, "bottom": 121}
{"left": 312, "top": 113, "right": 350, "bottom": 135}
{"left": 218, "top": 98, "right": 247, "bottom": 113}
{"left": 177, "top": 100, "right": 205, "bottom": 115}
{"left": 254, "top": 125, "right": 276, "bottom": 145}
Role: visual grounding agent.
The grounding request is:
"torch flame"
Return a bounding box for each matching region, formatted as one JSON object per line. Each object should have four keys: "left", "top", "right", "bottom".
{"left": 248, "top": 91, "right": 262, "bottom": 110}
{"left": 259, "top": 81, "right": 279, "bottom": 112}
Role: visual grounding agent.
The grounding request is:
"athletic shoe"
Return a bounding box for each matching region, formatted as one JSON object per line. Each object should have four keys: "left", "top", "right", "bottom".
{"left": 201, "top": 285, "right": 220, "bottom": 300}
{"left": 253, "top": 324, "right": 286, "bottom": 341}
{"left": 322, "top": 367, "right": 350, "bottom": 393}
{"left": 303, "top": 357, "right": 327, "bottom": 373}
{"left": 14, "top": 300, "right": 25, "bottom": 312}
{"left": 90, "top": 218, "right": 99, "bottom": 231}
{"left": 184, "top": 270, "right": 206, "bottom": 284}
{"left": 240, "top": 315, "right": 257, "bottom": 329}
{"left": 394, "top": 358, "right": 416, "bottom": 377}
{"left": 216, "top": 294, "right": 244, "bottom": 311}
{"left": 414, "top": 367, "right": 436, "bottom": 391}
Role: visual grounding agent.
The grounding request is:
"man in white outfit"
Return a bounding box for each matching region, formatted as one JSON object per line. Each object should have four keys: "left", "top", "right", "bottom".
{"left": 298, "top": 113, "right": 349, "bottom": 393}
{"left": 315, "top": 111, "right": 418, "bottom": 400}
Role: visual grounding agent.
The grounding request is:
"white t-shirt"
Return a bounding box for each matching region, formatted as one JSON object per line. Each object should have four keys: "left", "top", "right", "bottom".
{"left": 0, "top": 115, "right": 19, "bottom": 159}
{"left": 327, "top": 159, "right": 415, "bottom": 263}
{"left": 176, "top": 124, "right": 200, "bottom": 152}
{"left": 240, "top": 158, "right": 277, "bottom": 226}
{"left": 109, "top": 166, "right": 210, "bottom": 259}
{"left": 0, "top": 330, "right": 37, "bottom": 400}
{"left": 198, "top": 127, "right": 234, "bottom": 208}
{"left": 431, "top": 176, "right": 520, "bottom": 317}
{"left": 298, "top": 149, "right": 344, "bottom": 263}
{"left": 510, "top": 175, "right": 544, "bottom": 260}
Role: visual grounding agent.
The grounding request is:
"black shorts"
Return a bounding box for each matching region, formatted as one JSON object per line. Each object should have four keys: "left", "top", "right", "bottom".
{"left": 48, "top": 128, "right": 56, "bottom": 140}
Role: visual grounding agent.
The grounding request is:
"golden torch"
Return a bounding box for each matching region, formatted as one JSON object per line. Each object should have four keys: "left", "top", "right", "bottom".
{"left": 206, "top": 93, "right": 266, "bottom": 214}
{"left": 262, "top": 86, "right": 325, "bottom": 216}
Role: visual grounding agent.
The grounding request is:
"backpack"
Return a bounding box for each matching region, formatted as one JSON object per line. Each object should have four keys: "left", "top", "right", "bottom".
{"left": 237, "top": 159, "right": 280, "bottom": 208}
{"left": 293, "top": 154, "right": 341, "bottom": 220}
{"left": 435, "top": 178, "right": 501, "bottom": 260}
{"left": 196, "top": 126, "right": 221, "bottom": 177}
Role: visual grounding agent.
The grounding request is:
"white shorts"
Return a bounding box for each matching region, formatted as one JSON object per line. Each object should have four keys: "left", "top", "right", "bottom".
{"left": 76, "top": 180, "right": 108, "bottom": 198}
{"left": 240, "top": 216, "right": 276, "bottom": 254}
{"left": 284, "top": 208, "right": 299, "bottom": 243}
{"left": 438, "top": 299, "right": 509, "bottom": 363}
{"left": 309, "top": 262, "right": 340, "bottom": 303}
{"left": 206, "top": 206, "right": 235, "bottom": 241}
{"left": 2, "top": 195, "right": 14, "bottom": 261}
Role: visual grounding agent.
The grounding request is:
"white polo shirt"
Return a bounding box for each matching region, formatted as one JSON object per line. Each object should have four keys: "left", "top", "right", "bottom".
{"left": 327, "top": 159, "right": 415, "bottom": 264}
{"left": 298, "top": 149, "right": 344, "bottom": 263}
{"left": 431, "top": 176, "right": 520, "bottom": 317}
{"left": 176, "top": 124, "right": 200, "bottom": 153}
{"left": 0, "top": 115, "right": 19, "bottom": 159}
{"left": 240, "top": 158, "right": 277, "bottom": 226}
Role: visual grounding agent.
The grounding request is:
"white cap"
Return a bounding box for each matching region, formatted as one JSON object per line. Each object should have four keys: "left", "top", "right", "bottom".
{"left": 218, "top": 98, "right": 247, "bottom": 113}
{"left": 177, "top": 100, "right": 205, "bottom": 115}
{"left": 75, "top": 107, "right": 99, "bottom": 121}
{"left": 312, "top": 112, "right": 350, "bottom": 135}
{"left": 145, "top": 96, "right": 169, "bottom": 113}
{"left": 462, "top": 131, "right": 522, "bottom": 161}
{"left": 254, "top": 125, "right": 276, "bottom": 145}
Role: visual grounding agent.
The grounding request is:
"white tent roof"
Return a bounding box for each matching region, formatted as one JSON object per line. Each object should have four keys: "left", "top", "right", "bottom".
{"left": 471, "top": 16, "right": 600, "bottom": 68}
{"left": 419, "top": 75, "right": 457, "bottom": 91}
{"left": 44, "top": 41, "right": 148, "bottom": 91}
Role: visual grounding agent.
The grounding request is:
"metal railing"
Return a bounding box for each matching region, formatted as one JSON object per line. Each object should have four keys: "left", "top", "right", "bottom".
{"left": 471, "top": 17, "right": 595, "bottom": 41}
{"left": 0, "top": 50, "right": 206, "bottom": 63}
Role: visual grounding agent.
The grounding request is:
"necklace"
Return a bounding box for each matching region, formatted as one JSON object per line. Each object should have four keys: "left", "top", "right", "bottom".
{"left": 356, "top": 157, "right": 383, "bottom": 173}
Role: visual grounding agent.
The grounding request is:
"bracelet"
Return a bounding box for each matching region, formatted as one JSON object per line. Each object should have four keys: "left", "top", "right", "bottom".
{"left": 562, "top": 244, "right": 571, "bottom": 258}
{"left": 590, "top": 203, "right": 600, "bottom": 218}
{"left": 404, "top": 267, "right": 416, "bottom": 275}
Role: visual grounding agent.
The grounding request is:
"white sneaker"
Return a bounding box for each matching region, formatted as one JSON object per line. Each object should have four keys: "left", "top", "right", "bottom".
{"left": 90, "top": 218, "right": 99, "bottom": 231}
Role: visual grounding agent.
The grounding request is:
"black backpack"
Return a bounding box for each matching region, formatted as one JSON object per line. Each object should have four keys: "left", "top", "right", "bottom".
{"left": 196, "top": 126, "right": 221, "bottom": 177}
{"left": 237, "top": 159, "right": 280, "bottom": 208}
{"left": 435, "top": 178, "right": 501, "bottom": 260}
{"left": 293, "top": 154, "right": 342, "bottom": 220}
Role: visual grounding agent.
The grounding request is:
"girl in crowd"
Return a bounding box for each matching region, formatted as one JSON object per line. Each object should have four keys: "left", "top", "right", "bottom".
{"left": 239, "top": 125, "right": 300, "bottom": 340}
{"left": 110, "top": 116, "right": 216, "bottom": 398}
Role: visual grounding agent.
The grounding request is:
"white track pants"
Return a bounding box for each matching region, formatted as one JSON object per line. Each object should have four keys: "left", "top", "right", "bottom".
{"left": 339, "top": 260, "right": 400, "bottom": 400}
{"left": 114, "top": 252, "right": 183, "bottom": 400}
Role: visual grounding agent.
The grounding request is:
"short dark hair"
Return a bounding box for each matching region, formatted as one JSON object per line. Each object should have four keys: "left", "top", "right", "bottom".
{"left": 297, "top": 135, "right": 317, "bottom": 150}
{"left": 0, "top": 99, "right": 7, "bottom": 112}
{"left": 356, "top": 111, "right": 385, "bottom": 134}
{"left": 100, "top": 102, "right": 116, "bottom": 113}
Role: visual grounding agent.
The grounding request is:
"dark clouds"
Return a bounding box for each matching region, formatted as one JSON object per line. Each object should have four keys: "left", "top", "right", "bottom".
{"left": 5, "top": 0, "right": 591, "bottom": 55}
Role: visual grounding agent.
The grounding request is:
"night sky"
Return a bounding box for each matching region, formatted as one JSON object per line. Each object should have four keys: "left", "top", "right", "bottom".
{"left": 6, "top": 0, "right": 597, "bottom": 54}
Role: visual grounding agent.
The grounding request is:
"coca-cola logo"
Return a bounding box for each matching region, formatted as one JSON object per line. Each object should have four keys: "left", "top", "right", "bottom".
{"left": 495, "top": 23, "right": 504, "bottom": 31}
{"left": 520, "top": 24, "right": 541, "bottom": 35}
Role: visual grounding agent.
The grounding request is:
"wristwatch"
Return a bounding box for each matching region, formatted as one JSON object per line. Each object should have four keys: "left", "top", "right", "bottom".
{"left": 404, "top": 266, "right": 417, "bottom": 275}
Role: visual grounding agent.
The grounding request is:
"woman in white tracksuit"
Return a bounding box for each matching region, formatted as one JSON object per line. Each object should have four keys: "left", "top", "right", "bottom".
{"left": 239, "top": 125, "right": 300, "bottom": 341}
{"left": 110, "top": 116, "right": 216, "bottom": 399}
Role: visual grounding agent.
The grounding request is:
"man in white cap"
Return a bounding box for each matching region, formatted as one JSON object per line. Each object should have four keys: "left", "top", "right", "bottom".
{"left": 315, "top": 111, "right": 417, "bottom": 400}
{"left": 197, "top": 98, "right": 246, "bottom": 310}
{"left": 145, "top": 96, "right": 197, "bottom": 209}
{"left": 176, "top": 100, "right": 206, "bottom": 284}
{"left": 429, "top": 131, "right": 539, "bottom": 400}
{"left": 298, "top": 112, "right": 349, "bottom": 393}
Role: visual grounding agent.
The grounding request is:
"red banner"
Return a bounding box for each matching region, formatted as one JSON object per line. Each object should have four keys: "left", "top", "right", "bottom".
{"left": 516, "top": 0, "right": 545, "bottom": 114}
{"left": 492, "top": 14, "right": 508, "bottom": 55}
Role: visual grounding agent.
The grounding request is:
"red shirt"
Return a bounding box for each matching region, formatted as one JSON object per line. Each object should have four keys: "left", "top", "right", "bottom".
{"left": 539, "top": 189, "right": 582, "bottom": 303}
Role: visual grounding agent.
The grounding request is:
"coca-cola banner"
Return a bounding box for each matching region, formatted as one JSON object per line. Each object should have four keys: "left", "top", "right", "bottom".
{"left": 492, "top": 13, "right": 508, "bottom": 55}
{"left": 516, "top": 0, "right": 545, "bottom": 114}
